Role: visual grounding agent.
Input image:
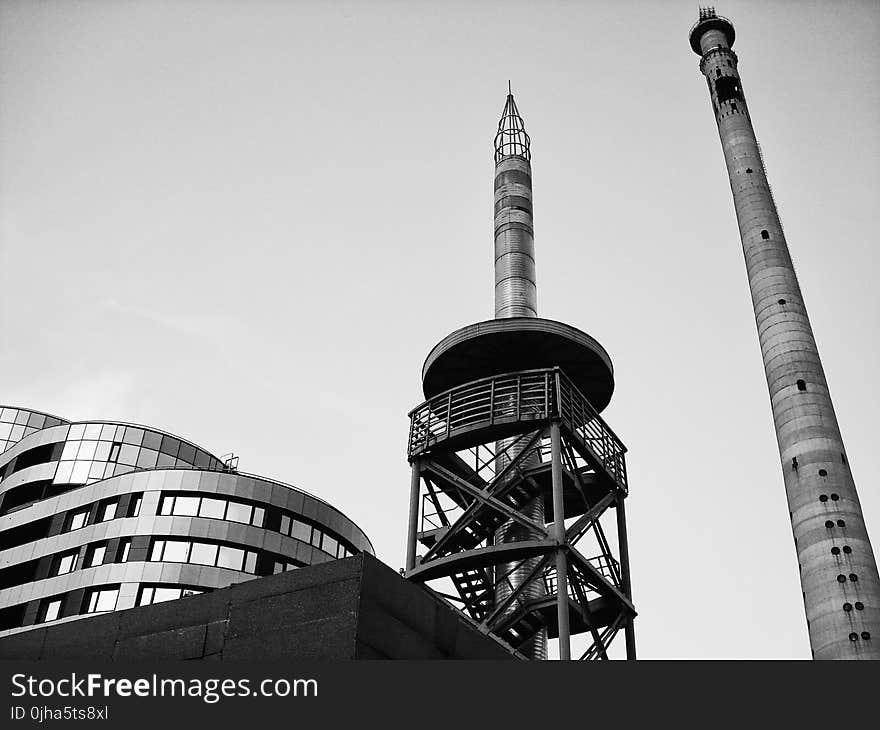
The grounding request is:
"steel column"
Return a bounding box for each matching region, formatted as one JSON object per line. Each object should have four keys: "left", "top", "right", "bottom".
{"left": 406, "top": 459, "right": 421, "bottom": 571}
{"left": 615, "top": 495, "right": 636, "bottom": 660}
{"left": 550, "top": 421, "right": 570, "bottom": 660}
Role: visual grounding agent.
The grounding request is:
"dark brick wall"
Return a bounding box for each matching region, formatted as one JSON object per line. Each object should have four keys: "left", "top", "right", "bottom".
{"left": 0, "top": 554, "right": 515, "bottom": 660}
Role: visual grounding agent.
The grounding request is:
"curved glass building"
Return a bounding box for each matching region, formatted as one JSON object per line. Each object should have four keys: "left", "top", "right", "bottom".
{"left": 0, "top": 406, "right": 373, "bottom": 635}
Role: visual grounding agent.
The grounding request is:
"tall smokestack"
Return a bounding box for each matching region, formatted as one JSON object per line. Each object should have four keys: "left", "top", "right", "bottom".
{"left": 689, "top": 8, "right": 880, "bottom": 659}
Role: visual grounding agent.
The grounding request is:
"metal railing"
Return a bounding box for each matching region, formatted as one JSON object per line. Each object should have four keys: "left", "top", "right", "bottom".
{"left": 408, "top": 367, "right": 627, "bottom": 492}
{"left": 544, "top": 554, "right": 620, "bottom": 600}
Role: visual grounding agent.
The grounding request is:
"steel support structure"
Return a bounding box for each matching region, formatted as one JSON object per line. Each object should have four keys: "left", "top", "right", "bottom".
{"left": 404, "top": 367, "right": 635, "bottom": 660}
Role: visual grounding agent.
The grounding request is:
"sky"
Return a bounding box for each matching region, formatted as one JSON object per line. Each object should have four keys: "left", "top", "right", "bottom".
{"left": 1, "top": 0, "right": 878, "bottom": 659}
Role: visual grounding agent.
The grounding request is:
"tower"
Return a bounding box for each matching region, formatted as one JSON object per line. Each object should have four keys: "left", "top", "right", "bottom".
{"left": 689, "top": 8, "right": 880, "bottom": 659}
{"left": 403, "top": 88, "right": 636, "bottom": 660}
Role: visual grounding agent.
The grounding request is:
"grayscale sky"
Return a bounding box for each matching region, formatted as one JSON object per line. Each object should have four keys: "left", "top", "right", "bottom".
{"left": 1, "top": 0, "right": 878, "bottom": 659}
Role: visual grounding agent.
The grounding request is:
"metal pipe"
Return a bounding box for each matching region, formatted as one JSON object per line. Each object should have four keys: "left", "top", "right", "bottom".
{"left": 551, "top": 421, "right": 570, "bottom": 660}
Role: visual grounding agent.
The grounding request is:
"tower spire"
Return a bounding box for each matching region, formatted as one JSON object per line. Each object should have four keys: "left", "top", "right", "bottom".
{"left": 494, "top": 85, "right": 531, "bottom": 163}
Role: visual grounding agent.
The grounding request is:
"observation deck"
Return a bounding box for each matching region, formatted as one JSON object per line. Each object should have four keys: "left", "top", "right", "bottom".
{"left": 422, "top": 318, "right": 615, "bottom": 413}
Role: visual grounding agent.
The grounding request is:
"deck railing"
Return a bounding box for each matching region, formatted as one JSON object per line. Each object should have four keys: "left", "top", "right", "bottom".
{"left": 408, "top": 367, "right": 627, "bottom": 492}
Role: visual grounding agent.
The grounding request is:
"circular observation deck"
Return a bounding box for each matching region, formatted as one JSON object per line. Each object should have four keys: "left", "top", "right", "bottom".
{"left": 689, "top": 14, "right": 735, "bottom": 55}
{"left": 422, "top": 317, "right": 615, "bottom": 413}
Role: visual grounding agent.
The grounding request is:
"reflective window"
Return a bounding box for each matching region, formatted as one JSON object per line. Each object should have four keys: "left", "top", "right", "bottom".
{"left": 65, "top": 508, "right": 89, "bottom": 532}
{"left": 117, "top": 539, "right": 132, "bottom": 563}
{"left": 189, "top": 542, "right": 218, "bottom": 566}
{"left": 217, "top": 546, "right": 244, "bottom": 571}
{"left": 160, "top": 493, "right": 265, "bottom": 528}
{"left": 292, "top": 520, "right": 311, "bottom": 542}
{"left": 137, "top": 585, "right": 204, "bottom": 606}
{"left": 85, "top": 544, "right": 107, "bottom": 568}
{"left": 127, "top": 494, "right": 142, "bottom": 518}
{"left": 85, "top": 587, "right": 119, "bottom": 613}
{"left": 280, "top": 515, "right": 291, "bottom": 535}
{"left": 225, "top": 502, "right": 252, "bottom": 524}
{"left": 323, "top": 535, "right": 338, "bottom": 557}
{"left": 244, "top": 551, "right": 257, "bottom": 573}
{"left": 162, "top": 541, "right": 190, "bottom": 562}
{"left": 54, "top": 550, "right": 79, "bottom": 576}
{"left": 77, "top": 441, "right": 98, "bottom": 460}
{"left": 40, "top": 598, "right": 64, "bottom": 623}
{"left": 198, "top": 498, "right": 226, "bottom": 519}
{"left": 173, "top": 496, "right": 200, "bottom": 516}
{"left": 97, "top": 500, "right": 118, "bottom": 523}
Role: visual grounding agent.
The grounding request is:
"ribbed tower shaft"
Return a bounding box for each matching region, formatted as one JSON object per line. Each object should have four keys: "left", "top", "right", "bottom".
{"left": 492, "top": 91, "right": 546, "bottom": 660}
{"left": 691, "top": 11, "right": 880, "bottom": 659}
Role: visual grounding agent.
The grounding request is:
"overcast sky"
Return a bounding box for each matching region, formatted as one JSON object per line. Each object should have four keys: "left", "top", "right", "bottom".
{"left": 1, "top": 0, "right": 878, "bottom": 659}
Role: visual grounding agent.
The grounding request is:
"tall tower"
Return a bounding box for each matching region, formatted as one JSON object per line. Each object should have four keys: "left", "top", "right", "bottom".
{"left": 689, "top": 8, "right": 880, "bottom": 659}
{"left": 403, "top": 88, "right": 636, "bottom": 660}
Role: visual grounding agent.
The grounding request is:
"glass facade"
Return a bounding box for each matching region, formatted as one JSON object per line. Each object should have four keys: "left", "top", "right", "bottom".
{"left": 0, "top": 407, "right": 67, "bottom": 455}
{"left": 0, "top": 405, "right": 374, "bottom": 636}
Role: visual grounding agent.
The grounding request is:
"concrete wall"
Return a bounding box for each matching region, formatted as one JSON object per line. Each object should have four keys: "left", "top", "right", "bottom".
{"left": 0, "top": 554, "right": 515, "bottom": 660}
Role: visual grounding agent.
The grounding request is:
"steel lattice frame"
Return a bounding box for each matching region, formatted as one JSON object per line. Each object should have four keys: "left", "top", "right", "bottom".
{"left": 405, "top": 367, "right": 636, "bottom": 660}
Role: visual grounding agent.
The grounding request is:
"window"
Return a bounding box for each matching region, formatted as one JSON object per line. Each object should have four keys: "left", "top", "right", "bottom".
{"left": 761, "top": 230, "right": 769, "bottom": 240}
{"left": 39, "top": 598, "right": 64, "bottom": 623}
{"left": 862, "top": 632, "right": 871, "bottom": 640}
{"left": 843, "top": 602, "right": 853, "bottom": 612}
{"left": 831, "top": 493, "right": 840, "bottom": 501}
{"left": 831, "top": 547, "right": 841, "bottom": 555}
{"left": 818, "top": 469, "right": 827, "bottom": 477}
{"left": 311, "top": 529, "right": 323, "bottom": 549}
{"left": 819, "top": 494, "right": 828, "bottom": 502}
{"left": 162, "top": 540, "right": 190, "bottom": 562}
{"left": 244, "top": 551, "right": 257, "bottom": 574}
{"left": 137, "top": 585, "right": 205, "bottom": 606}
{"left": 85, "top": 544, "right": 107, "bottom": 568}
{"left": 292, "top": 520, "right": 311, "bottom": 542}
{"left": 173, "top": 496, "right": 199, "bottom": 516}
{"left": 127, "top": 494, "right": 142, "bottom": 518}
{"left": 53, "top": 550, "right": 79, "bottom": 576}
{"left": 745, "top": 168, "right": 753, "bottom": 174}
{"left": 225, "top": 502, "right": 252, "bottom": 525}
{"left": 778, "top": 299, "right": 786, "bottom": 305}
{"left": 849, "top": 633, "right": 859, "bottom": 642}
{"left": 251, "top": 507, "right": 265, "bottom": 527}
{"left": 217, "top": 546, "right": 244, "bottom": 571}
{"left": 97, "top": 500, "right": 118, "bottom": 523}
{"left": 796, "top": 379, "right": 806, "bottom": 391}
{"left": 837, "top": 520, "right": 846, "bottom": 527}
{"left": 84, "top": 587, "right": 119, "bottom": 613}
{"left": 323, "top": 535, "right": 338, "bottom": 557}
{"left": 117, "top": 538, "right": 132, "bottom": 563}
{"left": 108, "top": 442, "right": 121, "bottom": 463}
{"left": 280, "top": 515, "right": 291, "bottom": 535}
{"left": 65, "top": 508, "right": 89, "bottom": 532}
{"left": 842, "top": 545, "right": 852, "bottom": 554}
{"left": 837, "top": 574, "right": 846, "bottom": 583}
{"left": 189, "top": 542, "right": 218, "bottom": 566}
{"left": 826, "top": 521, "right": 835, "bottom": 529}
{"left": 198, "top": 498, "right": 226, "bottom": 520}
